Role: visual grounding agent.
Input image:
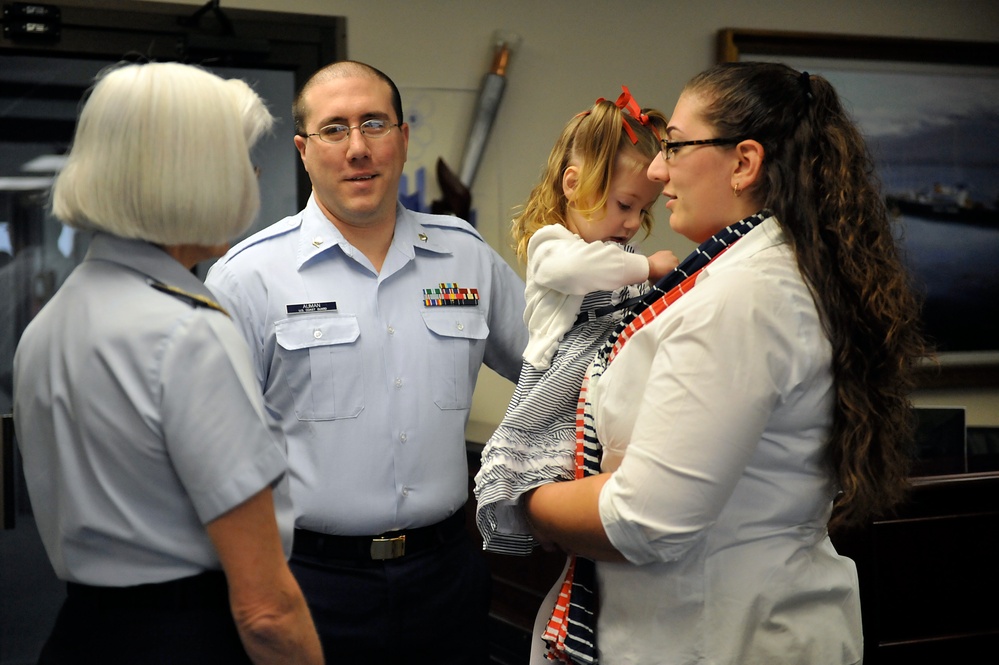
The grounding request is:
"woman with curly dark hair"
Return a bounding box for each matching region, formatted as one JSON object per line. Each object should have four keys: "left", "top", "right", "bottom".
{"left": 523, "top": 61, "right": 928, "bottom": 664}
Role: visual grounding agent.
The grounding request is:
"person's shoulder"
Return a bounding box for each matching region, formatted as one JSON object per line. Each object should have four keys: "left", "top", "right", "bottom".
{"left": 147, "top": 280, "right": 230, "bottom": 317}
{"left": 405, "top": 207, "right": 486, "bottom": 244}
{"left": 216, "top": 213, "right": 302, "bottom": 267}
{"left": 530, "top": 224, "right": 576, "bottom": 245}
{"left": 526, "top": 224, "right": 579, "bottom": 265}
{"left": 695, "top": 241, "right": 807, "bottom": 323}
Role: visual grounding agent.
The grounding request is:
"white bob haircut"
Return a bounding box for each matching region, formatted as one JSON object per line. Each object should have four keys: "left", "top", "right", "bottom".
{"left": 52, "top": 61, "right": 274, "bottom": 246}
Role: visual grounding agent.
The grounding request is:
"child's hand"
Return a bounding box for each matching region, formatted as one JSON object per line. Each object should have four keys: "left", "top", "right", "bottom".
{"left": 648, "top": 250, "right": 680, "bottom": 283}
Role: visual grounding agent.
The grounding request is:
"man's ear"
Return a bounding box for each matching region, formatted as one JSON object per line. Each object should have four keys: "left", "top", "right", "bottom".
{"left": 399, "top": 122, "right": 410, "bottom": 164}
{"left": 733, "top": 139, "right": 764, "bottom": 191}
{"left": 293, "top": 134, "right": 308, "bottom": 164}
{"left": 562, "top": 165, "right": 580, "bottom": 202}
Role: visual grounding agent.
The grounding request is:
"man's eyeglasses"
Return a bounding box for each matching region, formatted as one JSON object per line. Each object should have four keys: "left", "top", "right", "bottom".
{"left": 660, "top": 137, "right": 744, "bottom": 162}
{"left": 300, "top": 119, "right": 400, "bottom": 144}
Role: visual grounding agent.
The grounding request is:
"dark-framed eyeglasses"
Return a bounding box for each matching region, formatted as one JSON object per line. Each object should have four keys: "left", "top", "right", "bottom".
{"left": 660, "top": 137, "right": 744, "bottom": 162}
{"left": 299, "top": 118, "right": 400, "bottom": 144}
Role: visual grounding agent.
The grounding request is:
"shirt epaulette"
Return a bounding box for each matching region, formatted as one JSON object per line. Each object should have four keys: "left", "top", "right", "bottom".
{"left": 221, "top": 213, "right": 303, "bottom": 262}
{"left": 148, "top": 279, "right": 230, "bottom": 316}
{"left": 409, "top": 210, "right": 485, "bottom": 244}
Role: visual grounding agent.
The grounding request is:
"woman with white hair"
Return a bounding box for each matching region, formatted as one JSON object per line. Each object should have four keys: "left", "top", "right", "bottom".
{"left": 13, "top": 61, "right": 323, "bottom": 665}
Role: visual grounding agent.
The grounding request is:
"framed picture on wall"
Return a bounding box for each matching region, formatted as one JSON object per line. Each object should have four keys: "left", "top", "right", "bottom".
{"left": 718, "top": 29, "right": 999, "bottom": 388}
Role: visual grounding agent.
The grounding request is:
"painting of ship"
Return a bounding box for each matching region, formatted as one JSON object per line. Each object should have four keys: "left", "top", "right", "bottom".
{"left": 752, "top": 52, "right": 999, "bottom": 361}
{"left": 887, "top": 185, "right": 999, "bottom": 228}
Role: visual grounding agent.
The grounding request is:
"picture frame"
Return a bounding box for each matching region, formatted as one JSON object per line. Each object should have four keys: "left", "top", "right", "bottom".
{"left": 718, "top": 29, "right": 999, "bottom": 389}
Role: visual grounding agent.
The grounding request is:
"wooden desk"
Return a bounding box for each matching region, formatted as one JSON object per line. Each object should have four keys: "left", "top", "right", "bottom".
{"left": 831, "top": 471, "right": 999, "bottom": 663}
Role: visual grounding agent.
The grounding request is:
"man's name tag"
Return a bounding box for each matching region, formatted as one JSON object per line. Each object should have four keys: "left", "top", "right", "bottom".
{"left": 286, "top": 301, "right": 337, "bottom": 314}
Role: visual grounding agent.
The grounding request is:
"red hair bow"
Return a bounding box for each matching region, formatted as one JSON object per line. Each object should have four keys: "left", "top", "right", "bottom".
{"left": 595, "top": 85, "right": 652, "bottom": 144}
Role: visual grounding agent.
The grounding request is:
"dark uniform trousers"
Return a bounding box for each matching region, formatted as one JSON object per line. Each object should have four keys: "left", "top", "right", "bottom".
{"left": 38, "top": 570, "right": 251, "bottom": 664}
{"left": 290, "top": 509, "right": 491, "bottom": 665}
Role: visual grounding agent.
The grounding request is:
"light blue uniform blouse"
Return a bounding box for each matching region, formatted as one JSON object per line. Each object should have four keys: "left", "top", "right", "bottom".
{"left": 206, "top": 196, "right": 527, "bottom": 536}
{"left": 13, "top": 233, "right": 294, "bottom": 586}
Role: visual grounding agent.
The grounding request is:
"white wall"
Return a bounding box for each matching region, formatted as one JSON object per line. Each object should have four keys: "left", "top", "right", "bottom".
{"left": 145, "top": 0, "right": 999, "bottom": 427}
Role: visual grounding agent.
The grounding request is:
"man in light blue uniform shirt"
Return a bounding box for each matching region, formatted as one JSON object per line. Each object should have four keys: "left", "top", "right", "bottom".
{"left": 206, "top": 60, "right": 527, "bottom": 663}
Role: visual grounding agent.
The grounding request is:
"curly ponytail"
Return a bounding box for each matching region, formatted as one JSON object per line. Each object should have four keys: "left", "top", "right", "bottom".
{"left": 686, "top": 62, "right": 928, "bottom": 530}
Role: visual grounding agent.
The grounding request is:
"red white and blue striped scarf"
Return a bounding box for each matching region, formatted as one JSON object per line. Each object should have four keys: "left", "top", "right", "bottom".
{"left": 542, "top": 211, "right": 767, "bottom": 664}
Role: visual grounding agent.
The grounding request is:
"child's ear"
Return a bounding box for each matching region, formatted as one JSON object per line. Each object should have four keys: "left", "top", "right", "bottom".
{"left": 562, "top": 166, "right": 579, "bottom": 202}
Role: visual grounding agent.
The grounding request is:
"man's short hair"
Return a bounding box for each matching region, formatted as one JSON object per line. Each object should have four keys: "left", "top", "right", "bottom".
{"left": 292, "top": 60, "right": 404, "bottom": 134}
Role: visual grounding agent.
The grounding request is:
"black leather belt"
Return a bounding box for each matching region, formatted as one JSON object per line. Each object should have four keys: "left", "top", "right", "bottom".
{"left": 65, "top": 570, "right": 229, "bottom": 610}
{"left": 293, "top": 510, "right": 466, "bottom": 562}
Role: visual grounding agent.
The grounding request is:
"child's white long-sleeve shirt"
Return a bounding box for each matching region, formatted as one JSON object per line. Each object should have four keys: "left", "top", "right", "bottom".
{"left": 523, "top": 224, "right": 650, "bottom": 370}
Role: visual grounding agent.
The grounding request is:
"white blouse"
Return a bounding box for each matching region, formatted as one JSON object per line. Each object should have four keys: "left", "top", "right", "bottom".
{"left": 594, "top": 218, "right": 862, "bottom": 664}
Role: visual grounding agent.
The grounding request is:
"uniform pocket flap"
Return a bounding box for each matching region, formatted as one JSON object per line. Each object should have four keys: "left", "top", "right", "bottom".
{"left": 275, "top": 315, "right": 360, "bottom": 350}
{"left": 421, "top": 310, "right": 489, "bottom": 340}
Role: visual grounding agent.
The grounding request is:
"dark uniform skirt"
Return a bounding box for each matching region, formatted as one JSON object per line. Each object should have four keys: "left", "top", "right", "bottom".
{"left": 39, "top": 570, "right": 252, "bottom": 664}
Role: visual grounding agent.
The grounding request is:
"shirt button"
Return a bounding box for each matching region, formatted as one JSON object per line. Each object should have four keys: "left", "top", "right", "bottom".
{"left": 394, "top": 378, "right": 403, "bottom": 388}
{"left": 387, "top": 326, "right": 395, "bottom": 335}
{"left": 399, "top": 432, "right": 408, "bottom": 442}
{"left": 456, "top": 322, "right": 464, "bottom": 331}
{"left": 402, "top": 487, "right": 410, "bottom": 497}
{"left": 313, "top": 329, "right": 322, "bottom": 339}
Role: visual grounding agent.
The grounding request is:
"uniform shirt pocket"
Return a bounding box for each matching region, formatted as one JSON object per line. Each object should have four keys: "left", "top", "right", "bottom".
{"left": 275, "top": 315, "right": 362, "bottom": 421}
{"left": 421, "top": 309, "right": 489, "bottom": 410}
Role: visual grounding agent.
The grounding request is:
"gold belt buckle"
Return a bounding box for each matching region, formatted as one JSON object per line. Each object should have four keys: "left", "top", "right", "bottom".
{"left": 370, "top": 534, "right": 406, "bottom": 560}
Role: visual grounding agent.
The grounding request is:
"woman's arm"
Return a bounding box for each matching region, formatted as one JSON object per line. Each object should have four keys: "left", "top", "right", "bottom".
{"left": 523, "top": 474, "right": 627, "bottom": 562}
{"left": 206, "top": 487, "right": 324, "bottom": 665}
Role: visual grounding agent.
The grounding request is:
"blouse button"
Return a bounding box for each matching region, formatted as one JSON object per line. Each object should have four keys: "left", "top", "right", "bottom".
{"left": 456, "top": 322, "right": 464, "bottom": 331}
{"left": 313, "top": 329, "right": 322, "bottom": 339}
